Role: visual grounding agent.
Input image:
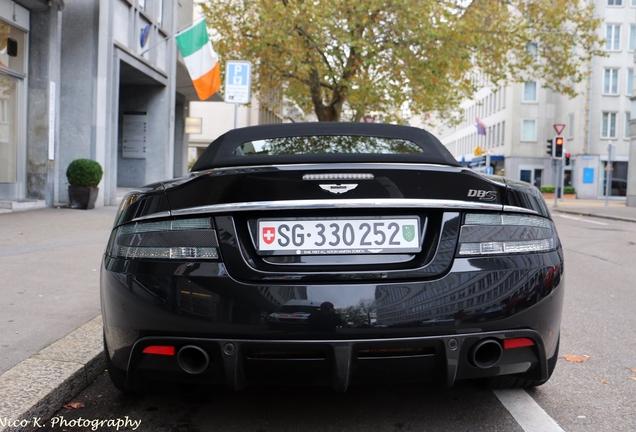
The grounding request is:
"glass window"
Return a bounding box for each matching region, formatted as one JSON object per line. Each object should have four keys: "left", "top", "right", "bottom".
{"left": 601, "top": 112, "right": 617, "bottom": 138}
{"left": 568, "top": 113, "right": 574, "bottom": 139}
{"left": 604, "top": 68, "right": 619, "bottom": 94}
{"left": 625, "top": 112, "right": 631, "bottom": 138}
{"left": 0, "top": 21, "right": 27, "bottom": 74}
{"left": 534, "top": 169, "right": 543, "bottom": 188}
{"left": 0, "top": 75, "right": 18, "bottom": 183}
{"left": 157, "top": 0, "right": 163, "bottom": 26}
{"left": 628, "top": 68, "right": 634, "bottom": 94}
{"left": 496, "top": 123, "right": 500, "bottom": 146}
{"left": 523, "top": 82, "right": 537, "bottom": 101}
{"left": 602, "top": 161, "right": 628, "bottom": 196}
{"left": 234, "top": 136, "right": 424, "bottom": 156}
{"left": 521, "top": 119, "right": 536, "bottom": 141}
{"left": 527, "top": 42, "right": 538, "bottom": 59}
{"left": 520, "top": 170, "right": 531, "bottom": 183}
{"left": 606, "top": 25, "right": 621, "bottom": 50}
{"left": 608, "top": 0, "right": 623, "bottom": 5}
{"left": 630, "top": 25, "right": 636, "bottom": 51}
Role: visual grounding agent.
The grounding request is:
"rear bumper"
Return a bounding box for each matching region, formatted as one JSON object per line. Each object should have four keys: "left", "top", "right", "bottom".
{"left": 101, "top": 250, "right": 564, "bottom": 391}
{"left": 126, "top": 329, "right": 546, "bottom": 392}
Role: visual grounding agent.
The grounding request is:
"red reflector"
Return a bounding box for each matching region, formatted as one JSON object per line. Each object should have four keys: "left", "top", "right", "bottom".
{"left": 503, "top": 338, "right": 535, "bottom": 350}
{"left": 142, "top": 345, "right": 175, "bottom": 356}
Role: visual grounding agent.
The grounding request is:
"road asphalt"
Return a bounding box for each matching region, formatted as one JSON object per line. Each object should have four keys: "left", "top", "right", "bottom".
{"left": 0, "top": 196, "right": 634, "bottom": 432}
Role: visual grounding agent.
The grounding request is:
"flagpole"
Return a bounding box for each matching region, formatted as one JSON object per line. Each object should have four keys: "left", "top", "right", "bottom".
{"left": 139, "top": 17, "right": 207, "bottom": 56}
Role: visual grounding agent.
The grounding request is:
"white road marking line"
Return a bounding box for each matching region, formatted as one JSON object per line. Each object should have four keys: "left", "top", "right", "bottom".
{"left": 493, "top": 389, "right": 564, "bottom": 432}
{"left": 556, "top": 214, "right": 609, "bottom": 225}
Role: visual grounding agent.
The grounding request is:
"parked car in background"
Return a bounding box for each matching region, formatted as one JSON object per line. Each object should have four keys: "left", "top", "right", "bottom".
{"left": 101, "top": 123, "right": 563, "bottom": 393}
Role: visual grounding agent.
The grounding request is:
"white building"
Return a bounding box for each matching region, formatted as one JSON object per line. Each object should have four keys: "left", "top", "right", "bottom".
{"left": 438, "top": 1, "right": 635, "bottom": 200}
{"left": 187, "top": 96, "right": 284, "bottom": 163}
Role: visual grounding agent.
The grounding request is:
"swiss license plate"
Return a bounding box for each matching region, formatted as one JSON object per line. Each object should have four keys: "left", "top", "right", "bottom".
{"left": 257, "top": 217, "right": 421, "bottom": 255}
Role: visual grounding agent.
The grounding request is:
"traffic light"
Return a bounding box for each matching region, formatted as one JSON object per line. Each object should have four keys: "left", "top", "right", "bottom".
{"left": 546, "top": 138, "right": 553, "bottom": 156}
{"left": 554, "top": 136, "right": 564, "bottom": 159}
{"left": 565, "top": 152, "right": 571, "bottom": 166}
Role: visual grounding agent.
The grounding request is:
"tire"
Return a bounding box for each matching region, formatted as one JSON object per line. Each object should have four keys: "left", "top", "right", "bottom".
{"left": 103, "top": 336, "right": 132, "bottom": 393}
{"left": 479, "top": 337, "right": 559, "bottom": 390}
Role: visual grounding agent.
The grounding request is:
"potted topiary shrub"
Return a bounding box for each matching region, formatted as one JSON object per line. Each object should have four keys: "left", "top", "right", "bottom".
{"left": 66, "top": 158, "right": 103, "bottom": 209}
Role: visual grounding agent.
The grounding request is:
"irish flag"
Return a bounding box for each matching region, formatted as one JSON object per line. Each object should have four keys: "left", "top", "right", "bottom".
{"left": 175, "top": 19, "right": 221, "bottom": 100}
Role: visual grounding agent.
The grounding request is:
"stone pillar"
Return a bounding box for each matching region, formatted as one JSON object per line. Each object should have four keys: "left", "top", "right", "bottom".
{"left": 26, "top": 4, "right": 62, "bottom": 207}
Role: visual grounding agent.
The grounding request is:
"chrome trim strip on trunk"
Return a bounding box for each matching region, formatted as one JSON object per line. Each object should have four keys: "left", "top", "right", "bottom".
{"left": 502, "top": 205, "right": 540, "bottom": 215}
{"left": 130, "top": 211, "right": 172, "bottom": 221}
{"left": 170, "top": 199, "right": 503, "bottom": 217}
{"left": 129, "top": 201, "right": 541, "bottom": 222}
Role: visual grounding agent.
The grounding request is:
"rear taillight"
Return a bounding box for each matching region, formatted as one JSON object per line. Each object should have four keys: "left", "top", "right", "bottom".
{"left": 457, "top": 213, "right": 558, "bottom": 256}
{"left": 109, "top": 217, "right": 220, "bottom": 259}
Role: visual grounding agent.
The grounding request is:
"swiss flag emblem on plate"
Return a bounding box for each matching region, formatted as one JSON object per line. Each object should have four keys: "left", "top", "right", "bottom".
{"left": 262, "top": 227, "right": 276, "bottom": 245}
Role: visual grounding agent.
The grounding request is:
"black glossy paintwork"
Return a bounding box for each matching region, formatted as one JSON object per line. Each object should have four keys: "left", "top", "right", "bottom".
{"left": 102, "top": 249, "right": 563, "bottom": 386}
{"left": 162, "top": 165, "right": 506, "bottom": 215}
{"left": 112, "top": 187, "right": 170, "bottom": 228}
{"left": 498, "top": 176, "right": 551, "bottom": 216}
{"left": 109, "top": 164, "right": 552, "bottom": 228}
{"left": 101, "top": 157, "right": 562, "bottom": 391}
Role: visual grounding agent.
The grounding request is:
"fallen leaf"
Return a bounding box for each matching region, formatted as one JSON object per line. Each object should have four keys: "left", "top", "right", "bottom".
{"left": 630, "top": 377, "right": 636, "bottom": 381}
{"left": 563, "top": 354, "right": 590, "bottom": 363}
{"left": 63, "top": 402, "right": 85, "bottom": 409}
{"left": 631, "top": 368, "right": 636, "bottom": 373}
{"left": 600, "top": 379, "right": 607, "bottom": 384}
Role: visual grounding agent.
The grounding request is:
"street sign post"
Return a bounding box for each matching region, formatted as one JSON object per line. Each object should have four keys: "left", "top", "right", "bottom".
{"left": 605, "top": 143, "right": 616, "bottom": 207}
{"left": 224, "top": 61, "right": 252, "bottom": 104}
{"left": 224, "top": 61, "right": 252, "bottom": 129}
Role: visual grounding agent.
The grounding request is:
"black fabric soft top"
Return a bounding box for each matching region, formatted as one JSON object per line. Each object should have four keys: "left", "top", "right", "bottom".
{"left": 191, "top": 122, "right": 461, "bottom": 171}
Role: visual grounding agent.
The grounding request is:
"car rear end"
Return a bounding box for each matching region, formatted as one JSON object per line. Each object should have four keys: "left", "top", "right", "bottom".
{"left": 100, "top": 124, "right": 563, "bottom": 392}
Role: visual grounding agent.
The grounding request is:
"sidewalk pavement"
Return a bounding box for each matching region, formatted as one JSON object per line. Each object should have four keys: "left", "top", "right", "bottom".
{"left": 0, "top": 203, "right": 119, "bottom": 432}
{"left": 1, "top": 197, "right": 635, "bottom": 432}
{"left": 546, "top": 197, "right": 636, "bottom": 223}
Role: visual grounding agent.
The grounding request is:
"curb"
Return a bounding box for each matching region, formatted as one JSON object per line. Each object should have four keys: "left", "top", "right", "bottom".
{"left": 0, "top": 316, "right": 104, "bottom": 432}
{"left": 550, "top": 208, "right": 636, "bottom": 224}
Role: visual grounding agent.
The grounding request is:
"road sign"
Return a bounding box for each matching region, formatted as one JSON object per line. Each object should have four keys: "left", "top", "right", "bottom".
{"left": 224, "top": 61, "right": 252, "bottom": 104}
{"left": 553, "top": 124, "right": 566, "bottom": 135}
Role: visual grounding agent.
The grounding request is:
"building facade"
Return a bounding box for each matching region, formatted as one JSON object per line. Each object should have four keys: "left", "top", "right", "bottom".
{"left": 1, "top": 0, "right": 201, "bottom": 209}
{"left": 187, "top": 92, "right": 284, "bottom": 163}
{"left": 438, "top": 1, "right": 635, "bottom": 200}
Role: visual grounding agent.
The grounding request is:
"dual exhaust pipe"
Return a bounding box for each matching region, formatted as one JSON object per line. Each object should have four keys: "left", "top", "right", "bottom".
{"left": 469, "top": 339, "right": 503, "bottom": 369}
{"left": 177, "top": 345, "right": 210, "bottom": 374}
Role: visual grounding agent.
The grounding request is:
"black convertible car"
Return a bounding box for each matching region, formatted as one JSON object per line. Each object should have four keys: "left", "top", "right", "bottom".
{"left": 101, "top": 122, "right": 563, "bottom": 392}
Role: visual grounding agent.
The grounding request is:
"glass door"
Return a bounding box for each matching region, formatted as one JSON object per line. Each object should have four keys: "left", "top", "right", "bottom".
{"left": 519, "top": 168, "right": 543, "bottom": 188}
{"left": 0, "top": 74, "right": 18, "bottom": 184}
{"left": 0, "top": 17, "right": 27, "bottom": 199}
